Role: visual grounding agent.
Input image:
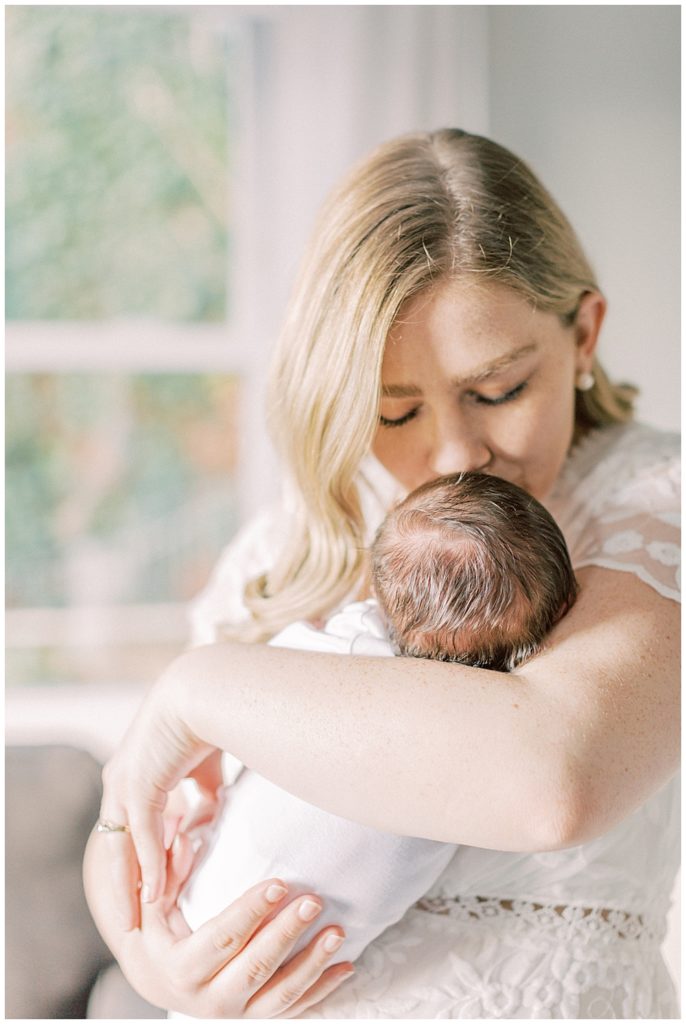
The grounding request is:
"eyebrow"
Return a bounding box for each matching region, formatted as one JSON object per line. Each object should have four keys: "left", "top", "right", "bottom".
{"left": 381, "top": 342, "right": 539, "bottom": 397}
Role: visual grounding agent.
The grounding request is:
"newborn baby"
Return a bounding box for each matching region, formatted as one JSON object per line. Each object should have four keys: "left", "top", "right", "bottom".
{"left": 372, "top": 470, "right": 578, "bottom": 670}
{"left": 176, "top": 472, "right": 577, "bottom": 980}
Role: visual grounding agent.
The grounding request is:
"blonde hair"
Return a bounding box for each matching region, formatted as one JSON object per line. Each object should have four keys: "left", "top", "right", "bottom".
{"left": 232, "top": 128, "right": 636, "bottom": 641}
{"left": 371, "top": 472, "right": 578, "bottom": 672}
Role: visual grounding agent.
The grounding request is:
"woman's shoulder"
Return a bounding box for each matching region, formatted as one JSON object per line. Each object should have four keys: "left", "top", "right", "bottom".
{"left": 564, "top": 421, "right": 677, "bottom": 491}
{"left": 548, "top": 422, "right": 680, "bottom": 603}
{"left": 549, "top": 422, "right": 679, "bottom": 516}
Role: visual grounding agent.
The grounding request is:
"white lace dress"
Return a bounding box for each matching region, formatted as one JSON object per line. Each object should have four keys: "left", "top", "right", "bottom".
{"left": 189, "top": 422, "right": 680, "bottom": 1019}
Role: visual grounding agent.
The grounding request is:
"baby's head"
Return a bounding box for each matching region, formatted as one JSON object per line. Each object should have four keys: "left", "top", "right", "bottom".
{"left": 371, "top": 473, "right": 578, "bottom": 671}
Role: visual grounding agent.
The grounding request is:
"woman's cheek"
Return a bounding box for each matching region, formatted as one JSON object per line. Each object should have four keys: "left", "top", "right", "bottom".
{"left": 371, "top": 430, "right": 395, "bottom": 471}
{"left": 523, "top": 409, "right": 575, "bottom": 497}
{"left": 491, "top": 404, "right": 537, "bottom": 459}
{"left": 373, "top": 432, "right": 423, "bottom": 491}
{"left": 372, "top": 430, "right": 406, "bottom": 481}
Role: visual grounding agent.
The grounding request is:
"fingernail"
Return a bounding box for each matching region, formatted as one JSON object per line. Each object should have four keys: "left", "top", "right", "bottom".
{"left": 141, "top": 883, "right": 152, "bottom": 903}
{"left": 265, "top": 883, "right": 288, "bottom": 903}
{"left": 298, "top": 898, "right": 322, "bottom": 922}
{"left": 323, "top": 933, "right": 344, "bottom": 953}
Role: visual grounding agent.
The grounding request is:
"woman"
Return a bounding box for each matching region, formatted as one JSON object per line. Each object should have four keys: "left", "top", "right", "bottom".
{"left": 84, "top": 129, "right": 680, "bottom": 1018}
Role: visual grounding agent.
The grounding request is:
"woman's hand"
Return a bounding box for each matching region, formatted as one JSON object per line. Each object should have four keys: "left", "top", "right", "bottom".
{"left": 84, "top": 824, "right": 353, "bottom": 1018}
{"left": 99, "top": 666, "right": 214, "bottom": 919}
{"left": 118, "top": 870, "right": 354, "bottom": 1018}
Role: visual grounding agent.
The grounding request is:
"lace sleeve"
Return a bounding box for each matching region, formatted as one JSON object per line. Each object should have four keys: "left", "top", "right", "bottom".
{"left": 573, "top": 449, "right": 680, "bottom": 603}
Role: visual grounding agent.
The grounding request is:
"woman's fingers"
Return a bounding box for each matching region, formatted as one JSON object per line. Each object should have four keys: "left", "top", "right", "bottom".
{"left": 244, "top": 926, "right": 353, "bottom": 1019}
{"left": 233, "top": 894, "right": 325, "bottom": 995}
{"left": 139, "top": 838, "right": 195, "bottom": 944}
{"left": 127, "top": 792, "right": 168, "bottom": 904}
{"left": 166, "top": 833, "right": 196, "bottom": 901}
{"left": 278, "top": 961, "right": 356, "bottom": 1019}
{"left": 162, "top": 782, "right": 191, "bottom": 849}
{"left": 181, "top": 879, "right": 293, "bottom": 986}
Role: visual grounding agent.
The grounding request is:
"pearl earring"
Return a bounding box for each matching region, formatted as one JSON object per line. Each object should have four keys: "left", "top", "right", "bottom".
{"left": 576, "top": 371, "right": 595, "bottom": 392}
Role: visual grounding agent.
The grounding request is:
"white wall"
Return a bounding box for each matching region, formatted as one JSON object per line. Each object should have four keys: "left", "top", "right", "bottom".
{"left": 488, "top": 5, "right": 680, "bottom": 432}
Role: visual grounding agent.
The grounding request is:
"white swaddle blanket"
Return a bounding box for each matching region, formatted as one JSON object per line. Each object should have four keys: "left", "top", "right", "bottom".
{"left": 178, "top": 601, "right": 458, "bottom": 965}
{"left": 180, "top": 766, "right": 457, "bottom": 963}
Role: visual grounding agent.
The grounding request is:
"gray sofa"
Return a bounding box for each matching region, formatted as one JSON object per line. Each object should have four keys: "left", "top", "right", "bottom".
{"left": 5, "top": 745, "right": 165, "bottom": 1019}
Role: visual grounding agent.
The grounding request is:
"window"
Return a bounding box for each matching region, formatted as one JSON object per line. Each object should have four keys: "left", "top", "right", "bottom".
{"left": 6, "top": 6, "right": 247, "bottom": 686}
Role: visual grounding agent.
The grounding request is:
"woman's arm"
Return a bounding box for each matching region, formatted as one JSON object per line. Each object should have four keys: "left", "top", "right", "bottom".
{"left": 101, "top": 566, "right": 679, "bottom": 902}
{"left": 171, "top": 566, "right": 679, "bottom": 849}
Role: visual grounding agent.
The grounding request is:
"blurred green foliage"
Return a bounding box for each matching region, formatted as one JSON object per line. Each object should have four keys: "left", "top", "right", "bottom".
{"left": 6, "top": 374, "right": 240, "bottom": 608}
{"left": 6, "top": 5, "right": 231, "bottom": 320}
{"left": 5, "top": 6, "right": 243, "bottom": 668}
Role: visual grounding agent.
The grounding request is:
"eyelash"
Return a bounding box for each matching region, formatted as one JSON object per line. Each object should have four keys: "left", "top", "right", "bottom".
{"left": 474, "top": 380, "right": 529, "bottom": 406}
{"left": 379, "top": 381, "right": 529, "bottom": 428}
{"left": 379, "top": 408, "right": 420, "bottom": 429}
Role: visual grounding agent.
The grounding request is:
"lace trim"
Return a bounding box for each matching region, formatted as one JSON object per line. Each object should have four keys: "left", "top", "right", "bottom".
{"left": 414, "top": 894, "right": 664, "bottom": 945}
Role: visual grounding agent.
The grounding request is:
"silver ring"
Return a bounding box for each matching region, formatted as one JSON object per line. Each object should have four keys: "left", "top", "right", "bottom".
{"left": 96, "top": 818, "right": 131, "bottom": 834}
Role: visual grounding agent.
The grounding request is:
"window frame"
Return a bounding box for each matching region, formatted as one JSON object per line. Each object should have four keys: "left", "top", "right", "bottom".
{"left": 5, "top": 8, "right": 275, "bottom": 679}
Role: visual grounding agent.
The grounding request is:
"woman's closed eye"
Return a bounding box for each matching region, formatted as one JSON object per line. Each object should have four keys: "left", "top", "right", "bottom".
{"left": 379, "top": 407, "right": 420, "bottom": 428}
{"left": 470, "top": 380, "right": 529, "bottom": 407}
{"left": 378, "top": 380, "right": 529, "bottom": 427}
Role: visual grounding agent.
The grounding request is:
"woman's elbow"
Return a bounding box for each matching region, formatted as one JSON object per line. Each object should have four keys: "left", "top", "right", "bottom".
{"left": 439, "top": 776, "right": 594, "bottom": 853}
{"left": 531, "top": 769, "right": 609, "bottom": 852}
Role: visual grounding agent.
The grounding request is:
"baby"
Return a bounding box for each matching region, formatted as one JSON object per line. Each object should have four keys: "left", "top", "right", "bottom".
{"left": 174, "top": 473, "right": 577, "bottom": 990}
{"left": 372, "top": 471, "right": 578, "bottom": 670}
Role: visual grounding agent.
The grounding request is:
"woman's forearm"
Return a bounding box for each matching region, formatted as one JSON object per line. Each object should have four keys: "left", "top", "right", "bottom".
{"left": 167, "top": 568, "right": 679, "bottom": 852}
{"left": 169, "top": 639, "right": 564, "bottom": 850}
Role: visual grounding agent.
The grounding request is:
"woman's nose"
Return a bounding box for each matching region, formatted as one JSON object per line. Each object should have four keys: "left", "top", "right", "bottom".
{"left": 427, "top": 419, "right": 492, "bottom": 478}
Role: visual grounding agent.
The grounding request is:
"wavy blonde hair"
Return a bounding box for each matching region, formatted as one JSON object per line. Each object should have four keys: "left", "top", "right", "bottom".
{"left": 232, "top": 128, "right": 636, "bottom": 641}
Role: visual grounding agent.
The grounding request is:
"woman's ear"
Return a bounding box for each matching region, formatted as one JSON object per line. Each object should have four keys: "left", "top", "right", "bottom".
{"left": 574, "top": 290, "right": 606, "bottom": 372}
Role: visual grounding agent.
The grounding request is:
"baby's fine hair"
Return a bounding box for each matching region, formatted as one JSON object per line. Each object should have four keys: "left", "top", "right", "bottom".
{"left": 371, "top": 473, "right": 578, "bottom": 672}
